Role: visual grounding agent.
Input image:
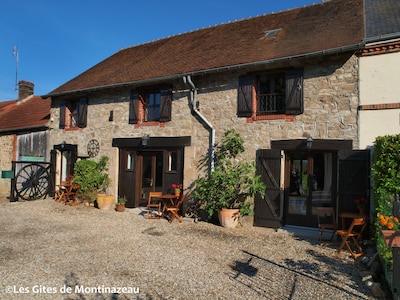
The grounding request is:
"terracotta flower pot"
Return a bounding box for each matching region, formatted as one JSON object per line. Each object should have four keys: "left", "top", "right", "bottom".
{"left": 116, "top": 204, "right": 125, "bottom": 212}
{"left": 381, "top": 229, "right": 400, "bottom": 247}
{"left": 218, "top": 208, "right": 240, "bottom": 228}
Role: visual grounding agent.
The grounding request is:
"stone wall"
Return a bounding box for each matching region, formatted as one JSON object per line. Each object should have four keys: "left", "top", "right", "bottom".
{"left": 0, "top": 134, "right": 15, "bottom": 195}
{"left": 49, "top": 53, "right": 359, "bottom": 195}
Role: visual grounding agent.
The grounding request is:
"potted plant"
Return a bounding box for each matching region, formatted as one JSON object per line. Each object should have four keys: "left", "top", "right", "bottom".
{"left": 378, "top": 211, "right": 400, "bottom": 246}
{"left": 193, "top": 129, "right": 266, "bottom": 228}
{"left": 116, "top": 197, "right": 127, "bottom": 212}
{"left": 354, "top": 196, "right": 367, "bottom": 215}
{"left": 72, "top": 156, "right": 113, "bottom": 209}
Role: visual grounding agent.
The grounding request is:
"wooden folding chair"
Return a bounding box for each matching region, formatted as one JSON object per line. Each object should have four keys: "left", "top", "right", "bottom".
{"left": 316, "top": 207, "right": 337, "bottom": 243}
{"left": 336, "top": 217, "right": 367, "bottom": 258}
{"left": 146, "top": 192, "right": 162, "bottom": 219}
{"left": 54, "top": 186, "right": 65, "bottom": 203}
{"left": 54, "top": 181, "right": 69, "bottom": 203}
{"left": 64, "top": 183, "right": 80, "bottom": 206}
{"left": 164, "top": 193, "right": 185, "bottom": 223}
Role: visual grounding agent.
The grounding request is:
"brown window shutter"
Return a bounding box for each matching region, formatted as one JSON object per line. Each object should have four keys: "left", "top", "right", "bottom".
{"left": 285, "top": 69, "right": 303, "bottom": 115}
{"left": 59, "top": 100, "right": 66, "bottom": 129}
{"left": 159, "top": 85, "right": 172, "bottom": 122}
{"left": 78, "top": 97, "right": 88, "bottom": 128}
{"left": 129, "top": 90, "right": 139, "bottom": 124}
{"left": 237, "top": 75, "right": 253, "bottom": 117}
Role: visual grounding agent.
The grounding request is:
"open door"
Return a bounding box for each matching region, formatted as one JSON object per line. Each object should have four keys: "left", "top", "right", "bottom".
{"left": 254, "top": 149, "right": 282, "bottom": 228}
{"left": 338, "top": 150, "right": 370, "bottom": 214}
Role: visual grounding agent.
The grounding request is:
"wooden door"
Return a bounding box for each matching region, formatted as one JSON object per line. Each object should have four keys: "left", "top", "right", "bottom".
{"left": 254, "top": 149, "right": 282, "bottom": 228}
{"left": 338, "top": 150, "right": 370, "bottom": 214}
{"left": 118, "top": 148, "right": 184, "bottom": 208}
{"left": 118, "top": 149, "right": 137, "bottom": 208}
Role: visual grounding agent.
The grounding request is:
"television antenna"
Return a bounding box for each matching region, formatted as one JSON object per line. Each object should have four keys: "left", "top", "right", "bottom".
{"left": 12, "top": 45, "right": 19, "bottom": 91}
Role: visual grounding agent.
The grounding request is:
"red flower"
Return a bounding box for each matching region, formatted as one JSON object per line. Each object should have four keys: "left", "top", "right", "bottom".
{"left": 354, "top": 197, "right": 367, "bottom": 208}
{"left": 171, "top": 183, "right": 183, "bottom": 189}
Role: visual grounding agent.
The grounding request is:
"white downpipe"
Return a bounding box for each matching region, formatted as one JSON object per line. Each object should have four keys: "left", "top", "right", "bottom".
{"left": 183, "top": 75, "right": 215, "bottom": 171}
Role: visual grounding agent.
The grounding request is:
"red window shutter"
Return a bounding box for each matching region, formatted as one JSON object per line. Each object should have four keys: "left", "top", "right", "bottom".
{"left": 159, "top": 85, "right": 172, "bottom": 122}
{"left": 129, "top": 90, "right": 139, "bottom": 124}
{"left": 237, "top": 75, "right": 253, "bottom": 117}
{"left": 285, "top": 69, "right": 303, "bottom": 115}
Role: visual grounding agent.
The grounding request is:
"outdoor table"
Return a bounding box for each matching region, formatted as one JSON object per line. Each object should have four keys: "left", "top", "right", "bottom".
{"left": 159, "top": 194, "right": 180, "bottom": 215}
{"left": 338, "top": 212, "right": 368, "bottom": 229}
{"left": 56, "top": 181, "right": 79, "bottom": 205}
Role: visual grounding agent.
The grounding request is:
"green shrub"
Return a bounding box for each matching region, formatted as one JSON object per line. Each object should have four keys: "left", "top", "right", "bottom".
{"left": 372, "top": 134, "right": 400, "bottom": 280}
{"left": 193, "top": 129, "right": 266, "bottom": 218}
{"left": 72, "top": 156, "right": 110, "bottom": 202}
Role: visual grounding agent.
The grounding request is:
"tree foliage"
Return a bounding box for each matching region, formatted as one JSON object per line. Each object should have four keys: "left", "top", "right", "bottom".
{"left": 193, "top": 129, "right": 266, "bottom": 218}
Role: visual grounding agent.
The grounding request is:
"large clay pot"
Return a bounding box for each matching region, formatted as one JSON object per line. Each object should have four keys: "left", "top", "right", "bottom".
{"left": 96, "top": 194, "right": 115, "bottom": 210}
{"left": 218, "top": 208, "right": 240, "bottom": 228}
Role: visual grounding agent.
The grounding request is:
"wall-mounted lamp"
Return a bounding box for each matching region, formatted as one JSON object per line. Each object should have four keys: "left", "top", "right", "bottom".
{"left": 142, "top": 134, "right": 150, "bottom": 146}
{"left": 306, "top": 136, "right": 313, "bottom": 149}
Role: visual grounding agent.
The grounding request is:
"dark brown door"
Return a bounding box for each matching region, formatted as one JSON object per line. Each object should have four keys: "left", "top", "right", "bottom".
{"left": 118, "top": 147, "right": 184, "bottom": 208}
{"left": 118, "top": 149, "right": 137, "bottom": 208}
{"left": 338, "top": 150, "right": 370, "bottom": 214}
{"left": 254, "top": 149, "right": 282, "bottom": 228}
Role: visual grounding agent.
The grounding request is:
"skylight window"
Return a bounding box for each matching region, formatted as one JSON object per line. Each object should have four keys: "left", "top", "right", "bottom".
{"left": 263, "top": 28, "right": 282, "bottom": 38}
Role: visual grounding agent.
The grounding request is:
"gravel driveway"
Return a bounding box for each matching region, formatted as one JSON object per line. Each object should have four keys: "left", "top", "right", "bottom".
{"left": 0, "top": 198, "right": 374, "bottom": 299}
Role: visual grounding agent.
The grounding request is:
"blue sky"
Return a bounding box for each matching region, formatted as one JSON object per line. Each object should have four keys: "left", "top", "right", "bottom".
{"left": 0, "top": 0, "right": 321, "bottom": 101}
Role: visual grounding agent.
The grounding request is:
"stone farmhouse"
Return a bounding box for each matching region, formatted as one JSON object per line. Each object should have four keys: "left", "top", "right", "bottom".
{"left": 0, "top": 81, "right": 51, "bottom": 196}
{"left": 41, "top": 0, "right": 400, "bottom": 228}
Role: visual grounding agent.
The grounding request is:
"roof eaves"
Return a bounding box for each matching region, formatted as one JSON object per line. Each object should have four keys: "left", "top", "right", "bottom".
{"left": 44, "top": 42, "right": 365, "bottom": 98}
{"left": 363, "top": 33, "right": 400, "bottom": 44}
{"left": 0, "top": 124, "right": 49, "bottom": 135}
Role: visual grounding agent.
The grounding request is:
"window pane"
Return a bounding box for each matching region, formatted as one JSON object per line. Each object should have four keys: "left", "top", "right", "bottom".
{"left": 146, "top": 92, "right": 161, "bottom": 121}
{"left": 67, "top": 100, "right": 79, "bottom": 128}
{"left": 168, "top": 151, "right": 177, "bottom": 171}
{"left": 126, "top": 152, "right": 135, "bottom": 170}
{"left": 257, "top": 73, "right": 285, "bottom": 114}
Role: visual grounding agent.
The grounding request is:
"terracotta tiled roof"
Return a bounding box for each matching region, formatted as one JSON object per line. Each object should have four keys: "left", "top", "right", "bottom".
{"left": 0, "top": 96, "right": 51, "bottom": 133}
{"left": 48, "top": 0, "right": 365, "bottom": 96}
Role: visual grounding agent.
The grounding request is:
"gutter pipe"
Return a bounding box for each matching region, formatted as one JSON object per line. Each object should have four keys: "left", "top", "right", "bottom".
{"left": 183, "top": 75, "right": 215, "bottom": 172}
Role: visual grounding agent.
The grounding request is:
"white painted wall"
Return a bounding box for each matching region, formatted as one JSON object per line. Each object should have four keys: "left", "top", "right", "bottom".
{"left": 359, "top": 51, "right": 400, "bottom": 148}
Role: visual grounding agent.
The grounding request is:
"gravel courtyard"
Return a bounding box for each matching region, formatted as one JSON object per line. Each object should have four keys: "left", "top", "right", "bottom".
{"left": 0, "top": 197, "right": 376, "bottom": 299}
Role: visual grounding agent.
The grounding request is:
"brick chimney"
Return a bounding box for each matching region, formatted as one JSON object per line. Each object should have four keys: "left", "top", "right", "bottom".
{"left": 18, "top": 80, "right": 34, "bottom": 101}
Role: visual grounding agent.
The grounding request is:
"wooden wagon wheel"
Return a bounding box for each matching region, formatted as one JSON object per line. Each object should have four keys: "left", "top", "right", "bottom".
{"left": 14, "top": 164, "right": 50, "bottom": 200}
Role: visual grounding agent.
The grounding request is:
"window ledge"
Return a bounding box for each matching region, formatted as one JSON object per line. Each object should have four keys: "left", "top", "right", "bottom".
{"left": 63, "top": 127, "right": 82, "bottom": 131}
{"left": 246, "top": 114, "right": 294, "bottom": 123}
{"left": 134, "top": 121, "right": 165, "bottom": 128}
